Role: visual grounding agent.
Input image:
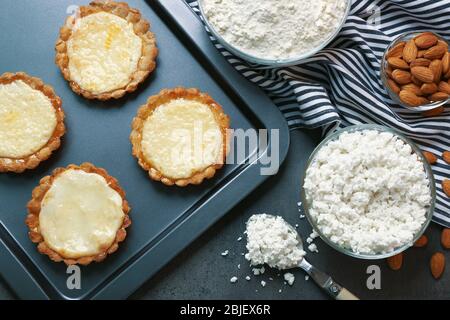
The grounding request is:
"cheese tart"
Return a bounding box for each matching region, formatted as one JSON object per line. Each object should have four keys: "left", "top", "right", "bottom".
{"left": 26, "top": 163, "right": 131, "bottom": 265}
{"left": 55, "top": 0, "right": 158, "bottom": 100}
{"left": 0, "top": 72, "right": 65, "bottom": 173}
{"left": 130, "top": 88, "right": 230, "bottom": 187}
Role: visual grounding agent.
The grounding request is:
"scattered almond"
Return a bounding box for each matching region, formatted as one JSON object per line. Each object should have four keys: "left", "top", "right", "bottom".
{"left": 429, "top": 91, "right": 449, "bottom": 101}
{"left": 424, "top": 44, "right": 446, "bottom": 60}
{"left": 388, "top": 57, "right": 410, "bottom": 70}
{"left": 387, "top": 42, "right": 406, "bottom": 58}
{"left": 442, "top": 52, "right": 450, "bottom": 74}
{"left": 411, "top": 66, "right": 434, "bottom": 83}
{"left": 410, "top": 58, "right": 431, "bottom": 68}
{"left": 414, "top": 235, "right": 429, "bottom": 248}
{"left": 387, "top": 253, "right": 403, "bottom": 271}
{"left": 438, "top": 81, "right": 450, "bottom": 94}
{"left": 403, "top": 40, "right": 418, "bottom": 63}
{"left": 415, "top": 32, "right": 438, "bottom": 49}
{"left": 402, "top": 83, "right": 423, "bottom": 96}
{"left": 392, "top": 69, "right": 412, "bottom": 85}
{"left": 430, "top": 252, "right": 446, "bottom": 279}
{"left": 443, "top": 179, "right": 450, "bottom": 198}
{"left": 430, "top": 59, "right": 443, "bottom": 83}
{"left": 388, "top": 79, "right": 400, "bottom": 94}
{"left": 421, "top": 83, "right": 438, "bottom": 95}
{"left": 443, "top": 151, "right": 450, "bottom": 164}
{"left": 423, "top": 151, "right": 438, "bottom": 164}
{"left": 399, "top": 90, "right": 427, "bottom": 106}
{"left": 441, "top": 229, "right": 450, "bottom": 249}
{"left": 422, "top": 106, "right": 444, "bottom": 117}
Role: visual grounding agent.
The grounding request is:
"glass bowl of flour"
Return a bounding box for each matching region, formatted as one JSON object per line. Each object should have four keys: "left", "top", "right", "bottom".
{"left": 198, "top": 0, "right": 351, "bottom": 66}
{"left": 301, "top": 124, "right": 436, "bottom": 260}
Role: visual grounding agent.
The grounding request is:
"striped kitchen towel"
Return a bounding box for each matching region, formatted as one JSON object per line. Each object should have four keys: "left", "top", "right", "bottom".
{"left": 186, "top": 0, "right": 450, "bottom": 226}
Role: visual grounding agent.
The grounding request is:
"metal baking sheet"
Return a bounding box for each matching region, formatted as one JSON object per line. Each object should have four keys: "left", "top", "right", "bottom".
{"left": 0, "top": 0, "right": 290, "bottom": 299}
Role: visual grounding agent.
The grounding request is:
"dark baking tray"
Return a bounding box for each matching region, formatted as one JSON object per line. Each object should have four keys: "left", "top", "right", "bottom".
{"left": 0, "top": 0, "right": 290, "bottom": 299}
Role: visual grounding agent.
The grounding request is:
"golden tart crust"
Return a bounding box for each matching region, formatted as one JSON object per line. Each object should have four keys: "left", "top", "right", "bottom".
{"left": 0, "top": 72, "right": 65, "bottom": 173}
{"left": 130, "top": 88, "right": 230, "bottom": 187}
{"left": 26, "top": 163, "right": 131, "bottom": 266}
{"left": 55, "top": 0, "right": 158, "bottom": 100}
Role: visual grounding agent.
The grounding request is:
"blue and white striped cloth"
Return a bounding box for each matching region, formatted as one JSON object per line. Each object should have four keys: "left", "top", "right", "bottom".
{"left": 187, "top": 0, "right": 450, "bottom": 226}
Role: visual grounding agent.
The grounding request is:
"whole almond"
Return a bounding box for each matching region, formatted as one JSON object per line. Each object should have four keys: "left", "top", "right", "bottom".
{"left": 424, "top": 44, "right": 446, "bottom": 60}
{"left": 392, "top": 69, "right": 412, "bottom": 85}
{"left": 430, "top": 252, "right": 446, "bottom": 279}
{"left": 411, "top": 66, "right": 434, "bottom": 83}
{"left": 402, "top": 83, "right": 423, "bottom": 96}
{"left": 387, "top": 41, "right": 406, "bottom": 58}
{"left": 422, "top": 106, "right": 444, "bottom": 117}
{"left": 438, "top": 40, "right": 449, "bottom": 51}
{"left": 387, "top": 253, "right": 403, "bottom": 271}
{"left": 423, "top": 151, "right": 438, "bottom": 164}
{"left": 430, "top": 59, "right": 443, "bottom": 83}
{"left": 438, "top": 81, "right": 450, "bottom": 94}
{"left": 443, "top": 179, "right": 450, "bottom": 198}
{"left": 443, "top": 151, "right": 450, "bottom": 164}
{"left": 411, "top": 76, "right": 423, "bottom": 87}
{"left": 403, "top": 40, "right": 418, "bottom": 63}
{"left": 414, "top": 235, "right": 429, "bottom": 248}
{"left": 388, "top": 57, "right": 410, "bottom": 70}
{"left": 421, "top": 83, "right": 438, "bottom": 95}
{"left": 410, "top": 58, "right": 431, "bottom": 68}
{"left": 415, "top": 32, "right": 438, "bottom": 49}
{"left": 386, "top": 65, "right": 394, "bottom": 79}
{"left": 442, "top": 52, "right": 450, "bottom": 74}
{"left": 442, "top": 229, "right": 450, "bottom": 249}
{"left": 429, "top": 91, "right": 449, "bottom": 101}
{"left": 388, "top": 79, "right": 400, "bottom": 94}
{"left": 399, "top": 90, "right": 428, "bottom": 106}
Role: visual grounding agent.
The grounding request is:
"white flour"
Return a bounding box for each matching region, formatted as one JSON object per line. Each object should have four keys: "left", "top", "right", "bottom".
{"left": 304, "top": 130, "right": 432, "bottom": 255}
{"left": 245, "top": 214, "right": 305, "bottom": 270}
{"left": 202, "top": 0, "right": 347, "bottom": 60}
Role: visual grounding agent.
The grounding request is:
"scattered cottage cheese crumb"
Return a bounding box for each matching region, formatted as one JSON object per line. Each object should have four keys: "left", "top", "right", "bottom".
{"left": 261, "top": 281, "right": 266, "bottom": 287}
{"left": 297, "top": 202, "right": 302, "bottom": 206}
{"left": 284, "top": 273, "right": 295, "bottom": 286}
{"left": 221, "top": 250, "right": 229, "bottom": 257}
{"left": 308, "top": 243, "right": 319, "bottom": 253}
{"left": 306, "top": 237, "right": 313, "bottom": 244}
{"left": 245, "top": 276, "right": 251, "bottom": 281}
{"left": 279, "top": 289, "right": 282, "bottom": 293}
{"left": 305, "top": 275, "right": 310, "bottom": 281}
{"left": 202, "top": 0, "right": 348, "bottom": 60}
{"left": 245, "top": 214, "right": 306, "bottom": 270}
{"left": 269, "top": 277, "right": 274, "bottom": 281}
{"left": 300, "top": 215, "right": 305, "bottom": 219}
{"left": 252, "top": 267, "right": 265, "bottom": 276}
{"left": 304, "top": 130, "right": 431, "bottom": 255}
{"left": 237, "top": 237, "right": 243, "bottom": 242}
{"left": 230, "top": 277, "right": 238, "bottom": 283}
{"left": 310, "top": 231, "right": 319, "bottom": 240}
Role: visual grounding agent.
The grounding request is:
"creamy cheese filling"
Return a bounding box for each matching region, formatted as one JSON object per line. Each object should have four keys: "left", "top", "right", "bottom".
{"left": 0, "top": 80, "right": 57, "bottom": 158}
{"left": 141, "top": 99, "right": 223, "bottom": 179}
{"left": 67, "top": 12, "right": 142, "bottom": 94}
{"left": 39, "top": 169, "right": 124, "bottom": 259}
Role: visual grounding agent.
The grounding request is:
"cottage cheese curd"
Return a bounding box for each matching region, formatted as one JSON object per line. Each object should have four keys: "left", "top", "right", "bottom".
{"left": 245, "top": 214, "right": 305, "bottom": 270}
{"left": 304, "top": 130, "right": 432, "bottom": 255}
{"left": 201, "top": 0, "right": 348, "bottom": 60}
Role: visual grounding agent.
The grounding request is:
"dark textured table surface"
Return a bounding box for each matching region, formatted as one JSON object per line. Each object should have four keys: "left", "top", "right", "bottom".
{"left": 1, "top": 129, "right": 449, "bottom": 300}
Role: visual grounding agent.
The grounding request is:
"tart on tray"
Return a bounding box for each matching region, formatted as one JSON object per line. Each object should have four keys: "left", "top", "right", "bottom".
{"left": 26, "top": 163, "right": 131, "bottom": 265}
{"left": 55, "top": 0, "right": 158, "bottom": 100}
{"left": 0, "top": 72, "right": 65, "bottom": 173}
{"left": 130, "top": 88, "right": 231, "bottom": 187}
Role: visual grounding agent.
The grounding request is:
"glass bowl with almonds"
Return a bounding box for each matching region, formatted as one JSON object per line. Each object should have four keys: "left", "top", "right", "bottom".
{"left": 381, "top": 31, "right": 450, "bottom": 112}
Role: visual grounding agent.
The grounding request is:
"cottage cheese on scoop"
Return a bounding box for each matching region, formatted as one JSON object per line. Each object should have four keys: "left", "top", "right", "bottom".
{"left": 245, "top": 214, "right": 306, "bottom": 270}
{"left": 202, "top": 0, "right": 347, "bottom": 60}
{"left": 304, "top": 130, "right": 432, "bottom": 255}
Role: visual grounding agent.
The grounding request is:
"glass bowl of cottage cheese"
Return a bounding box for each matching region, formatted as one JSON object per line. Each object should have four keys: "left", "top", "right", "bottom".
{"left": 301, "top": 124, "right": 436, "bottom": 260}
{"left": 198, "top": 0, "right": 351, "bottom": 66}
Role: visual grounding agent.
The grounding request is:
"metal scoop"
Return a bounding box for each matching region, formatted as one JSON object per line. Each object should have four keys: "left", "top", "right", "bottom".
{"left": 286, "top": 224, "right": 359, "bottom": 300}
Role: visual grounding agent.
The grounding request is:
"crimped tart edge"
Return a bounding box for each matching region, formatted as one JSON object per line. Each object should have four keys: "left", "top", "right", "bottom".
{"left": 55, "top": 0, "right": 158, "bottom": 100}
{"left": 25, "top": 162, "right": 132, "bottom": 266}
{"left": 0, "top": 72, "right": 65, "bottom": 173}
{"left": 130, "top": 87, "right": 231, "bottom": 187}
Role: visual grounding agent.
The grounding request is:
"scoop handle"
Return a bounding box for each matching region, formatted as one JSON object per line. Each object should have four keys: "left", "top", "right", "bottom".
{"left": 336, "top": 287, "right": 359, "bottom": 300}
